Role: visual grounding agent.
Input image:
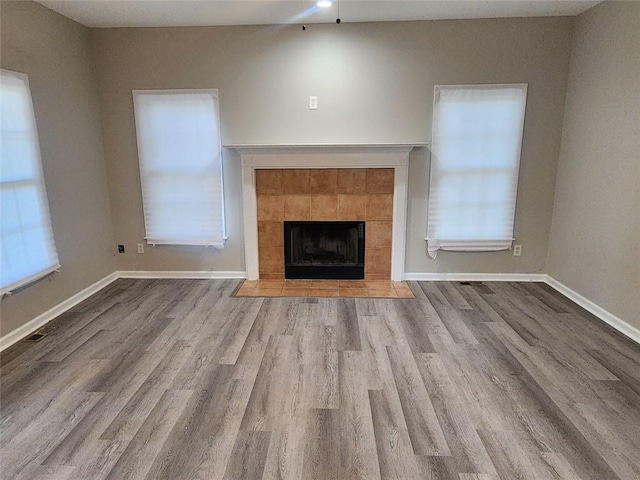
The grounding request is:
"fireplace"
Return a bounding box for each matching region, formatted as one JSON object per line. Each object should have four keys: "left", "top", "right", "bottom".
{"left": 284, "top": 221, "right": 365, "bottom": 279}
{"left": 233, "top": 145, "right": 415, "bottom": 280}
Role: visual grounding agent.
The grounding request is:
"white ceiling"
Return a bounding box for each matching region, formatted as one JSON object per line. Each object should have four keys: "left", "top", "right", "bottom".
{"left": 36, "top": 0, "right": 602, "bottom": 28}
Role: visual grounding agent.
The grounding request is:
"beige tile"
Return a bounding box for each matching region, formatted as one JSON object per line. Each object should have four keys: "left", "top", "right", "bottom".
{"left": 243, "top": 290, "right": 264, "bottom": 297}
{"left": 260, "top": 273, "right": 284, "bottom": 280}
{"left": 282, "top": 169, "right": 310, "bottom": 194}
{"left": 259, "top": 246, "right": 284, "bottom": 275}
{"left": 281, "top": 288, "right": 311, "bottom": 297}
{"left": 310, "top": 169, "right": 338, "bottom": 194}
{"left": 337, "top": 169, "right": 367, "bottom": 194}
{"left": 284, "top": 194, "right": 311, "bottom": 220}
{"left": 365, "top": 273, "right": 391, "bottom": 281}
{"left": 366, "top": 168, "right": 394, "bottom": 194}
{"left": 339, "top": 288, "right": 367, "bottom": 298}
{"left": 258, "top": 221, "right": 283, "bottom": 248}
{"left": 395, "top": 291, "right": 415, "bottom": 299}
{"left": 338, "top": 280, "right": 366, "bottom": 288}
{"left": 250, "top": 287, "right": 283, "bottom": 297}
{"left": 256, "top": 279, "right": 285, "bottom": 288}
{"left": 367, "top": 290, "right": 397, "bottom": 298}
{"left": 392, "top": 281, "right": 412, "bottom": 290}
{"left": 365, "top": 280, "right": 393, "bottom": 288}
{"left": 237, "top": 279, "right": 410, "bottom": 298}
{"left": 257, "top": 195, "right": 283, "bottom": 221}
{"left": 393, "top": 283, "right": 415, "bottom": 298}
{"left": 310, "top": 280, "right": 340, "bottom": 289}
{"left": 284, "top": 280, "right": 312, "bottom": 288}
{"left": 236, "top": 282, "right": 257, "bottom": 291}
{"left": 365, "top": 248, "right": 391, "bottom": 275}
{"left": 366, "top": 194, "right": 393, "bottom": 221}
{"left": 310, "top": 195, "right": 338, "bottom": 220}
{"left": 338, "top": 195, "right": 367, "bottom": 220}
{"left": 366, "top": 285, "right": 396, "bottom": 295}
{"left": 365, "top": 221, "right": 392, "bottom": 248}
{"left": 256, "top": 169, "right": 282, "bottom": 195}
{"left": 235, "top": 287, "right": 256, "bottom": 297}
{"left": 310, "top": 289, "right": 340, "bottom": 297}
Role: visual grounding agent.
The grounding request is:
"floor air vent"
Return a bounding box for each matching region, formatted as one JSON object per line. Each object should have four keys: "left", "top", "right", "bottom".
{"left": 25, "top": 332, "right": 47, "bottom": 342}
{"left": 459, "top": 281, "right": 485, "bottom": 286}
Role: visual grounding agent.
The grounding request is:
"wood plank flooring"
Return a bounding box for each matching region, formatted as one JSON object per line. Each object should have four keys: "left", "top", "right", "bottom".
{"left": 1, "top": 279, "right": 640, "bottom": 479}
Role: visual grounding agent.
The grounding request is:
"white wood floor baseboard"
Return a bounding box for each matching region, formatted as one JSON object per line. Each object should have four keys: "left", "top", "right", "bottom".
{"left": 0, "top": 272, "right": 119, "bottom": 352}
{"left": 115, "top": 270, "right": 247, "bottom": 279}
{"left": 544, "top": 275, "right": 640, "bottom": 345}
{"left": 403, "top": 272, "right": 547, "bottom": 282}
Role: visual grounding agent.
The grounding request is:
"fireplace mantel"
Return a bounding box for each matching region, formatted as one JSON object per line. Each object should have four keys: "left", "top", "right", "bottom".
{"left": 225, "top": 143, "right": 427, "bottom": 150}
{"left": 227, "top": 143, "right": 427, "bottom": 281}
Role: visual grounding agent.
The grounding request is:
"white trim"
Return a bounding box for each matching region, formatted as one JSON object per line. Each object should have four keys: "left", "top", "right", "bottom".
{"left": 232, "top": 145, "right": 420, "bottom": 281}
{"left": 225, "top": 143, "right": 428, "bottom": 150}
{"left": 545, "top": 275, "right": 640, "bottom": 345}
{"left": 403, "top": 272, "right": 547, "bottom": 282}
{"left": 391, "top": 161, "right": 409, "bottom": 281}
{"left": 115, "top": 270, "right": 246, "bottom": 279}
{"left": 237, "top": 147, "right": 414, "bottom": 169}
{"left": 0, "top": 273, "right": 118, "bottom": 352}
{"left": 241, "top": 158, "right": 260, "bottom": 280}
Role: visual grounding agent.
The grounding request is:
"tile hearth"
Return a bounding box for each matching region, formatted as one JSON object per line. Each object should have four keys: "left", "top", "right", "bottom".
{"left": 234, "top": 280, "right": 415, "bottom": 299}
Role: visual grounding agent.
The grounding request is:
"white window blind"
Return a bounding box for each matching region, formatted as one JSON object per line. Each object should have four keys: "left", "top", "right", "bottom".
{"left": 427, "top": 84, "right": 527, "bottom": 258}
{"left": 133, "top": 90, "right": 226, "bottom": 247}
{"left": 1, "top": 70, "right": 60, "bottom": 295}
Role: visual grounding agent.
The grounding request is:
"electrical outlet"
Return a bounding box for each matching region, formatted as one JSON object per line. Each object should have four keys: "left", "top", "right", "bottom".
{"left": 513, "top": 244, "right": 522, "bottom": 256}
{"left": 118, "top": 244, "right": 125, "bottom": 253}
{"left": 137, "top": 243, "right": 144, "bottom": 254}
{"left": 309, "top": 96, "right": 318, "bottom": 110}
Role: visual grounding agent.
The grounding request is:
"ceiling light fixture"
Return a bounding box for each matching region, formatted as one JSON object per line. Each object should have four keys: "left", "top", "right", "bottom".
{"left": 317, "top": 0, "right": 333, "bottom": 8}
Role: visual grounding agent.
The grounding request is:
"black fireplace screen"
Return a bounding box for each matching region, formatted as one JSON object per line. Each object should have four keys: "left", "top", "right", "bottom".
{"left": 284, "top": 221, "right": 365, "bottom": 279}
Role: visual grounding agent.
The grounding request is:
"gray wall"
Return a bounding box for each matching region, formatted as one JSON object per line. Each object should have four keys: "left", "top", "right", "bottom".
{"left": 0, "top": 2, "right": 115, "bottom": 336}
{"left": 91, "top": 17, "right": 574, "bottom": 275}
{"left": 547, "top": 1, "right": 640, "bottom": 328}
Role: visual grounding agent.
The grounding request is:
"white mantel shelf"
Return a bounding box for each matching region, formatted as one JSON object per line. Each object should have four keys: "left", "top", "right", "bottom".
{"left": 224, "top": 143, "right": 429, "bottom": 150}
{"left": 234, "top": 143, "right": 423, "bottom": 281}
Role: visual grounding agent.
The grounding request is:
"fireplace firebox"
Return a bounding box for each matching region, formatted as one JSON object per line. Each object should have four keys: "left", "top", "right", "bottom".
{"left": 284, "top": 221, "right": 365, "bottom": 279}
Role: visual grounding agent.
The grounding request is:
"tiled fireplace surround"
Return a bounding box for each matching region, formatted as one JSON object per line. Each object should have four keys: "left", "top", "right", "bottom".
{"left": 256, "top": 168, "right": 394, "bottom": 280}
{"left": 237, "top": 146, "right": 413, "bottom": 281}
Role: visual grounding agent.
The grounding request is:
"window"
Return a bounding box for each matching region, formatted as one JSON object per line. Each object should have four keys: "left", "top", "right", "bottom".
{"left": 1, "top": 70, "right": 60, "bottom": 294}
{"left": 133, "top": 90, "right": 225, "bottom": 247}
{"left": 427, "top": 84, "right": 527, "bottom": 258}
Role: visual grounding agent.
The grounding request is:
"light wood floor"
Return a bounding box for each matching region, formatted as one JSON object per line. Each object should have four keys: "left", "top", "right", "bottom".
{"left": 1, "top": 279, "right": 639, "bottom": 479}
